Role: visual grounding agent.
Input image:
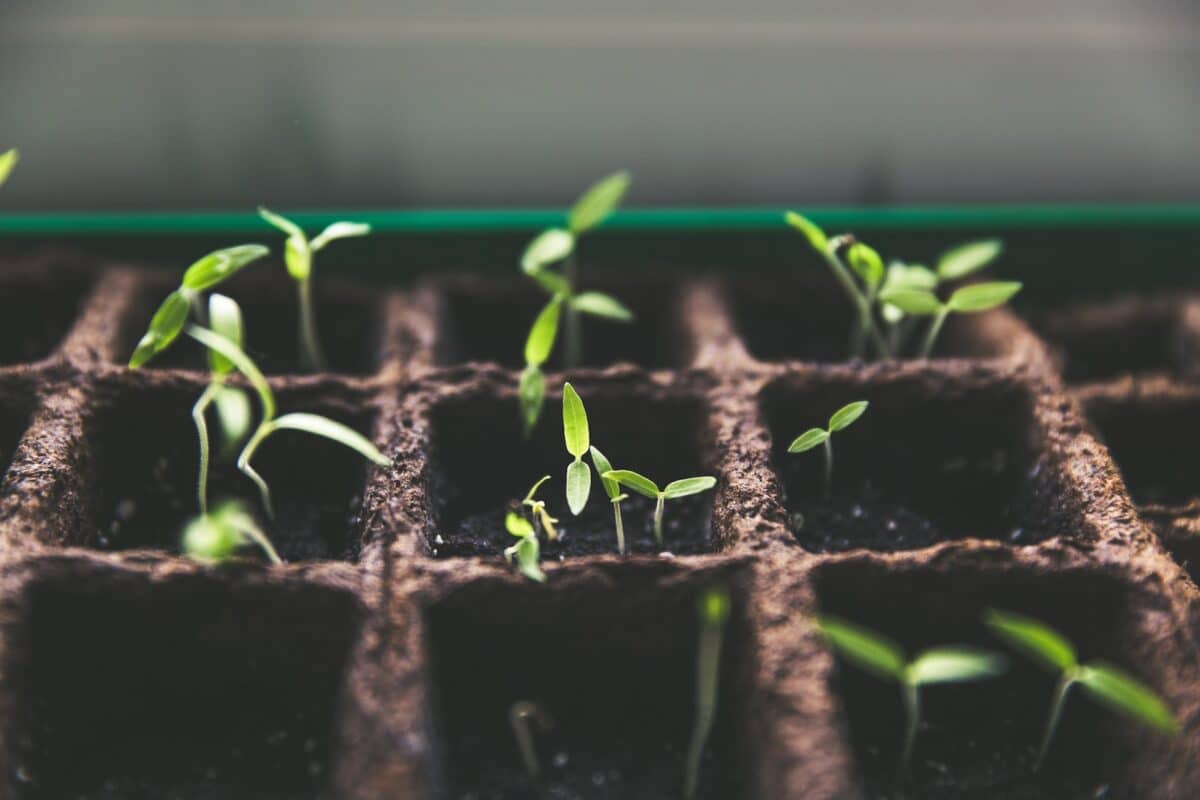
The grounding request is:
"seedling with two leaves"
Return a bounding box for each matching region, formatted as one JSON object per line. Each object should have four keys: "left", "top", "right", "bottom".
{"left": 182, "top": 499, "right": 281, "bottom": 565}
{"left": 259, "top": 207, "right": 371, "bottom": 372}
{"left": 503, "top": 475, "right": 559, "bottom": 583}
{"left": 0, "top": 148, "right": 17, "bottom": 187}
{"left": 788, "top": 401, "right": 868, "bottom": 501}
{"left": 881, "top": 280, "right": 1023, "bottom": 359}
{"left": 519, "top": 172, "right": 635, "bottom": 434}
{"left": 601, "top": 470, "right": 717, "bottom": 548}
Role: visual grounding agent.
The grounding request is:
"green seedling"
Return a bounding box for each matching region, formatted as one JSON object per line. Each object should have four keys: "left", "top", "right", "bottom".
{"left": 985, "top": 609, "right": 1177, "bottom": 770}
{"left": 562, "top": 382, "right": 592, "bottom": 515}
{"left": 589, "top": 445, "right": 629, "bottom": 554}
{"left": 601, "top": 470, "right": 717, "bottom": 547}
{"left": 504, "top": 511, "right": 546, "bottom": 583}
{"left": 880, "top": 281, "right": 1022, "bottom": 359}
{"left": 518, "top": 172, "right": 634, "bottom": 432}
{"left": 683, "top": 584, "right": 731, "bottom": 800}
{"left": 817, "top": 615, "right": 1007, "bottom": 767}
{"left": 182, "top": 499, "right": 282, "bottom": 565}
{"left": 259, "top": 207, "right": 371, "bottom": 372}
{"left": 509, "top": 700, "right": 553, "bottom": 779}
{"left": 520, "top": 475, "right": 560, "bottom": 541}
{"left": 0, "top": 148, "right": 18, "bottom": 187}
{"left": 788, "top": 401, "right": 868, "bottom": 501}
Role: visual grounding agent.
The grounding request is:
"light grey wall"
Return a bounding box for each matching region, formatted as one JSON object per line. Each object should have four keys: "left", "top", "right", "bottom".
{"left": 2, "top": 1, "right": 1199, "bottom": 210}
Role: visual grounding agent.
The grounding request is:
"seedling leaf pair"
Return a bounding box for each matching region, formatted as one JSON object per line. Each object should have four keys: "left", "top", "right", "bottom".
{"left": 602, "top": 469, "right": 717, "bottom": 546}
{"left": 589, "top": 445, "right": 630, "bottom": 554}
{"left": 504, "top": 511, "right": 546, "bottom": 583}
{"left": 562, "top": 383, "right": 591, "bottom": 514}
{"left": 880, "top": 281, "right": 1022, "bottom": 358}
{"left": 182, "top": 499, "right": 282, "bottom": 565}
{"left": 788, "top": 401, "right": 868, "bottom": 500}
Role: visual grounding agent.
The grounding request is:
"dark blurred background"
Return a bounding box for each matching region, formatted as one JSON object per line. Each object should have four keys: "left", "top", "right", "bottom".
{"left": 3, "top": 1, "right": 1200, "bottom": 211}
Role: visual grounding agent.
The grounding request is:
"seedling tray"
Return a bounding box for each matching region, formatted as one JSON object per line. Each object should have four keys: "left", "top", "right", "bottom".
{"left": 0, "top": 208, "right": 1198, "bottom": 799}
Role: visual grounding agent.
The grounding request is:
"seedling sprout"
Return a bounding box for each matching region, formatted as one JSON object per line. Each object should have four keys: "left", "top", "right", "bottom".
{"left": 817, "top": 615, "right": 1007, "bottom": 766}
{"left": 182, "top": 499, "right": 282, "bottom": 565}
{"left": 788, "top": 401, "right": 868, "bottom": 501}
{"left": 504, "top": 511, "right": 546, "bottom": 583}
{"left": 881, "top": 281, "right": 1023, "bottom": 359}
{"left": 562, "top": 382, "right": 592, "bottom": 515}
{"left": 259, "top": 207, "right": 371, "bottom": 372}
{"left": 601, "top": 470, "right": 716, "bottom": 547}
{"left": 683, "top": 584, "right": 731, "bottom": 800}
{"left": 520, "top": 475, "right": 560, "bottom": 541}
{"left": 588, "top": 445, "right": 629, "bottom": 554}
{"left": 0, "top": 148, "right": 17, "bottom": 187}
{"left": 985, "top": 609, "right": 1177, "bottom": 770}
{"left": 519, "top": 295, "right": 562, "bottom": 437}
{"left": 509, "top": 700, "right": 553, "bottom": 779}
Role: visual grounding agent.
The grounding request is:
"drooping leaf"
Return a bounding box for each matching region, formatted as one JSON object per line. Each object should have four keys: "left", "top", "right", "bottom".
{"left": 523, "top": 475, "right": 552, "bottom": 504}
{"left": 506, "top": 510, "right": 536, "bottom": 538}
{"left": 602, "top": 469, "right": 660, "bottom": 499}
{"left": 566, "top": 459, "right": 591, "bottom": 515}
{"left": 984, "top": 609, "right": 1077, "bottom": 673}
{"left": 311, "top": 220, "right": 371, "bottom": 251}
{"left": 130, "top": 289, "right": 191, "bottom": 367}
{"left": 947, "top": 282, "right": 1022, "bottom": 313}
{"left": 0, "top": 148, "right": 18, "bottom": 187}
{"left": 848, "top": 243, "right": 884, "bottom": 288}
{"left": 521, "top": 228, "right": 575, "bottom": 275}
{"left": 525, "top": 296, "right": 563, "bottom": 367}
{"left": 1076, "top": 663, "right": 1177, "bottom": 735}
{"left": 788, "top": 428, "right": 829, "bottom": 454}
{"left": 698, "top": 584, "right": 732, "bottom": 626}
{"left": 589, "top": 446, "right": 620, "bottom": 500}
{"left": 267, "top": 412, "right": 390, "bottom": 466}
{"left": 181, "top": 511, "right": 239, "bottom": 564}
{"left": 519, "top": 364, "right": 546, "bottom": 436}
{"left": 258, "top": 206, "right": 305, "bottom": 239}
{"left": 218, "top": 500, "right": 283, "bottom": 564}
{"left": 213, "top": 386, "right": 253, "bottom": 454}
{"left": 828, "top": 401, "right": 869, "bottom": 432}
{"left": 570, "top": 292, "right": 634, "bottom": 322}
{"left": 513, "top": 534, "right": 546, "bottom": 582}
{"left": 878, "top": 288, "right": 942, "bottom": 316}
{"left": 784, "top": 211, "right": 828, "bottom": 252}
{"left": 816, "top": 616, "right": 906, "bottom": 682}
{"left": 185, "top": 324, "right": 276, "bottom": 421}
{"left": 283, "top": 235, "right": 312, "bottom": 281}
{"left": 937, "top": 239, "right": 1003, "bottom": 282}
{"left": 663, "top": 476, "right": 717, "bottom": 499}
{"left": 568, "top": 170, "right": 631, "bottom": 234}
{"left": 562, "top": 382, "right": 590, "bottom": 458}
{"left": 181, "top": 244, "right": 270, "bottom": 291}
{"left": 207, "top": 293, "right": 244, "bottom": 376}
{"left": 907, "top": 648, "right": 1007, "bottom": 686}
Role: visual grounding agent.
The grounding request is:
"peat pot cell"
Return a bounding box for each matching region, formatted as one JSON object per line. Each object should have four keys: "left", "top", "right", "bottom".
{"left": 762, "top": 376, "right": 1060, "bottom": 553}
{"left": 0, "top": 269, "right": 92, "bottom": 365}
{"left": 1035, "top": 297, "right": 1187, "bottom": 384}
{"left": 428, "top": 390, "right": 715, "bottom": 558}
{"left": 6, "top": 571, "right": 359, "bottom": 799}
{"left": 0, "top": 385, "right": 33, "bottom": 483}
{"left": 426, "top": 574, "right": 753, "bottom": 799}
{"left": 434, "top": 278, "right": 686, "bottom": 369}
{"left": 122, "top": 276, "right": 382, "bottom": 376}
{"left": 729, "top": 274, "right": 1008, "bottom": 364}
{"left": 80, "top": 384, "right": 373, "bottom": 561}
{"left": 816, "top": 562, "right": 1149, "bottom": 799}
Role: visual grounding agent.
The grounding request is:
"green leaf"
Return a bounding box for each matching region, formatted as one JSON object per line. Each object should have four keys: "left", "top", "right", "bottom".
{"left": 521, "top": 228, "right": 575, "bottom": 275}
{"left": 848, "top": 243, "right": 884, "bottom": 287}
{"left": 788, "top": 428, "right": 829, "bottom": 454}
{"left": 784, "top": 211, "right": 828, "bottom": 252}
{"left": 937, "top": 239, "right": 1003, "bottom": 282}
{"left": 566, "top": 459, "right": 592, "bottom": 515}
{"left": 213, "top": 385, "right": 252, "bottom": 454}
{"left": 181, "top": 244, "right": 270, "bottom": 291}
{"left": 562, "top": 382, "right": 589, "bottom": 458}
{"left": 883, "top": 262, "right": 938, "bottom": 294}
{"left": 816, "top": 616, "right": 906, "bottom": 682}
{"left": 185, "top": 324, "right": 276, "bottom": 422}
{"left": 311, "top": 220, "right": 371, "bottom": 251}
{"left": 698, "top": 585, "right": 732, "bottom": 626}
{"left": 907, "top": 648, "right": 1007, "bottom": 686}
{"left": 207, "top": 293, "right": 244, "bottom": 375}
{"left": 878, "top": 288, "right": 942, "bottom": 316}
{"left": 130, "top": 289, "right": 191, "bottom": 368}
{"left": 947, "top": 282, "right": 1022, "bottom": 313}
{"left": 219, "top": 500, "right": 282, "bottom": 564}
{"left": 531, "top": 269, "right": 571, "bottom": 296}
{"left": 523, "top": 475, "right": 552, "bottom": 504}
{"left": 519, "top": 365, "right": 546, "bottom": 437}
{"left": 182, "top": 511, "right": 239, "bottom": 564}
{"left": 984, "top": 609, "right": 1077, "bottom": 673}
{"left": 267, "top": 413, "right": 390, "bottom": 466}
{"left": 663, "top": 476, "right": 717, "bottom": 499}
{"left": 568, "top": 170, "right": 631, "bottom": 234}
{"left": 570, "top": 292, "right": 634, "bottom": 322}
{"left": 0, "top": 148, "right": 17, "bottom": 187}
{"left": 258, "top": 206, "right": 304, "bottom": 239}
{"left": 828, "top": 401, "right": 868, "bottom": 432}
{"left": 602, "top": 469, "right": 660, "bottom": 499}
{"left": 506, "top": 510, "right": 536, "bottom": 538}
{"left": 589, "top": 446, "right": 620, "bottom": 500}
{"left": 1076, "top": 663, "right": 1177, "bottom": 735}
{"left": 525, "top": 296, "right": 563, "bottom": 367}
{"left": 283, "top": 235, "right": 312, "bottom": 281}
{"left": 513, "top": 534, "right": 545, "bottom": 582}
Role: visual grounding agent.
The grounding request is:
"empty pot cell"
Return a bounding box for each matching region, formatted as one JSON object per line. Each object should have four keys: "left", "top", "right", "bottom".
{"left": 0, "top": 383, "right": 33, "bottom": 483}
{"left": 80, "top": 382, "right": 374, "bottom": 561}
{"left": 729, "top": 273, "right": 1009, "bottom": 364}
{"left": 428, "top": 387, "right": 714, "bottom": 557}
{"left": 425, "top": 570, "right": 753, "bottom": 799}
{"left": 0, "top": 268, "right": 92, "bottom": 365}
{"left": 121, "top": 274, "right": 382, "bottom": 376}
{"left": 6, "top": 568, "right": 359, "bottom": 799}
{"left": 433, "top": 277, "right": 685, "bottom": 369}
{"left": 815, "top": 561, "right": 1155, "bottom": 798}
{"left": 761, "top": 375, "right": 1059, "bottom": 552}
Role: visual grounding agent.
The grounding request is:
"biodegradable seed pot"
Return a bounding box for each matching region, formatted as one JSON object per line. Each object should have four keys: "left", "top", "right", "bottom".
{"left": 0, "top": 217, "right": 1196, "bottom": 800}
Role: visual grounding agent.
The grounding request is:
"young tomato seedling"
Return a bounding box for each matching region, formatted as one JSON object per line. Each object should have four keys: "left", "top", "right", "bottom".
{"left": 588, "top": 445, "right": 629, "bottom": 554}
{"left": 817, "top": 615, "right": 1007, "bottom": 767}
{"left": 519, "top": 294, "right": 563, "bottom": 437}
{"left": 509, "top": 700, "right": 553, "bottom": 779}
{"left": 504, "top": 511, "right": 546, "bottom": 583}
{"left": 880, "top": 280, "right": 1022, "bottom": 359}
{"left": 520, "top": 475, "right": 560, "bottom": 542}
{"left": 259, "top": 207, "right": 371, "bottom": 372}
{"left": 0, "top": 148, "right": 17, "bottom": 187}
{"left": 683, "top": 584, "right": 731, "bottom": 800}
{"left": 601, "top": 470, "right": 716, "bottom": 547}
{"left": 985, "top": 609, "right": 1177, "bottom": 770}
{"left": 788, "top": 401, "right": 868, "bottom": 501}
{"left": 182, "top": 499, "right": 282, "bottom": 565}
{"left": 562, "top": 382, "right": 593, "bottom": 515}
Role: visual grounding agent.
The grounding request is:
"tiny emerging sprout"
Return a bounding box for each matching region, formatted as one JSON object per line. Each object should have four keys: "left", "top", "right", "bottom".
{"left": 0, "top": 148, "right": 18, "bottom": 187}
{"left": 683, "top": 584, "right": 731, "bottom": 800}
{"left": 182, "top": 499, "right": 282, "bottom": 565}
{"left": 985, "top": 609, "right": 1177, "bottom": 770}
{"left": 562, "top": 383, "right": 592, "bottom": 515}
{"left": 788, "top": 401, "right": 868, "bottom": 501}
{"left": 509, "top": 700, "right": 553, "bottom": 780}
{"left": 817, "top": 615, "right": 1007, "bottom": 767}
{"left": 259, "top": 207, "right": 371, "bottom": 372}
{"left": 601, "top": 470, "right": 717, "bottom": 547}
{"left": 880, "top": 281, "right": 1022, "bottom": 359}
{"left": 589, "top": 445, "right": 628, "bottom": 555}
{"left": 521, "top": 475, "right": 560, "bottom": 541}
{"left": 504, "top": 511, "right": 545, "bottom": 583}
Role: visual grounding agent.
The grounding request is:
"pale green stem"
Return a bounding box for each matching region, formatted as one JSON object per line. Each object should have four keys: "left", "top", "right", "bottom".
{"left": 237, "top": 423, "right": 276, "bottom": 520}
{"left": 298, "top": 278, "right": 327, "bottom": 372}
{"left": 1036, "top": 673, "right": 1075, "bottom": 771}
{"left": 683, "top": 604, "right": 727, "bottom": 800}
{"left": 191, "top": 382, "right": 222, "bottom": 514}
{"left": 820, "top": 247, "right": 888, "bottom": 360}
{"left": 613, "top": 498, "right": 626, "bottom": 555}
{"left": 654, "top": 494, "right": 665, "bottom": 546}
{"left": 901, "top": 680, "right": 920, "bottom": 768}
{"left": 563, "top": 253, "right": 582, "bottom": 368}
{"left": 822, "top": 437, "right": 834, "bottom": 502}
{"left": 509, "top": 701, "right": 550, "bottom": 779}
{"left": 233, "top": 518, "right": 283, "bottom": 565}
{"left": 921, "top": 307, "right": 952, "bottom": 359}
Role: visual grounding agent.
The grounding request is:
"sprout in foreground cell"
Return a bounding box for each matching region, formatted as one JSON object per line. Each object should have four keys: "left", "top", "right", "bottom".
{"left": 0, "top": 148, "right": 18, "bottom": 187}
{"left": 601, "top": 469, "right": 716, "bottom": 547}
{"left": 880, "top": 280, "right": 1022, "bottom": 359}
{"left": 182, "top": 499, "right": 282, "bottom": 565}
{"left": 683, "top": 584, "right": 731, "bottom": 800}
{"left": 259, "top": 207, "right": 371, "bottom": 372}
{"left": 562, "top": 382, "right": 593, "bottom": 516}
{"left": 817, "top": 614, "right": 1007, "bottom": 767}
{"left": 509, "top": 700, "right": 553, "bottom": 780}
{"left": 504, "top": 511, "right": 546, "bottom": 583}
{"left": 985, "top": 609, "right": 1177, "bottom": 770}
{"left": 788, "top": 400, "right": 868, "bottom": 501}
{"left": 588, "top": 445, "right": 629, "bottom": 555}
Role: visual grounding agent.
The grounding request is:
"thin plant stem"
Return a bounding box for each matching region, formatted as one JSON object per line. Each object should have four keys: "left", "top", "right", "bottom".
{"left": 820, "top": 247, "right": 888, "bottom": 360}
{"left": 654, "top": 494, "right": 665, "bottom": 546}
{"left": 822, "top": 437, "right": 834, "bottom": 502}
{"left": 901, "top": 680, "right": 920, "bottom": 767}
{"left": 231, "top": 516, "right": 283, "bottom": 565}
{"left": 297, "top": 278, "right": 327, "bottom": 372}
{"left": 921, "top": 307, "right": 951, "bottom": 359}
{"left": 1036, "top": 674, "right": 1075, "bottom": 771}
{"left": 563, "top": 253, "right": 582, "bottom": 368}
{"left": 683, "top": 603, "right": 727, "bottom": 800}
{"left": 191, "top": 382, "right": 222, "bottom": 514}
{"left": 509, "top": 701, "right": 551, "bottom": 779}
{"left": 238, "top": 424, "right": 276, "bottom": 519}
{"left": 612, "top": 499, "right": 626, "bottom": 555}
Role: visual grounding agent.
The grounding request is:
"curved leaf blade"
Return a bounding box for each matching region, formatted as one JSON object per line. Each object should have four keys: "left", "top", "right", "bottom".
{"left": 562, "top": 382, "right": 589, "bottom": 458}
{"left": 570, "top": 291, "right": 633, "bottom": 322}
{"left": 878, "top": 288, "right": 942, "bottom": 316}
{"left": 984, "top": 609, "right": 1077, "bottom": 673}
{"left": 788, "top": 428, "right": 829, "bottom": 453}
{"left": 267, "top": 412, "right": 390, "bottom": 466}
{"left": 521, "top": 228, "right": 574, "bottom": 275}
{"left": 602, "top": 469, "right": 660, "bottom": 499}
{"left": 129, "top": 290, "right": 191, "bottom": 368}
{"left": 566, "top": 459, "right": 592, "bottom": 515}
{"left": 947, "top": 282, "right": 1022, "bottom": 313}
{"left": 525, "top": 296, "right": 563, "bottom": 367}
{"left": 589, "top": 445, "right": 620, "bottom": 500}
{"left": 1077, "top": 663, "right": 1177, "bottom": 735}
{"left": 519, "top": 365, "right": 546, "bottom": 437}
{"left": 0, "top": 148, "right": 18, "bottom": 187}
{"left": 181, "top": 244, "right": 270, "bottom": 291}
{"left": 506, "top": 510, "right": 536, "bottom": 539}
{"left": 908, "top": 647, "right": 1007, "bottom": 686}
{"left": 784, "top": 211, "right": 828, "bottom": 251}
{"left": 213, "top": 385, "right": 253, "bottom": 454}
{"left": 568, "top": 170, "right": 631, "bottom": 234}
{"left": 185, "top": 324, "right": 276, "bottom": 421}
{"left": 848, "top": 243, "right": 884, "bottom": 288}
{"left": 663, "top": 476, "right": 717, "bottom": 499}
{"left": 258, "top": 206, "right": 304, "bottom": 239}
{"left": 828, "top": 401, "right": 869, "bottom": 433}
{"left": 207, "top": 293, "right": 244, "bottom": 375}
{"left": 513, "top": 534, "right": 545, "bottom": 582}
{"left": 311, "top": 220, "right": 371, "bottom": 251}
{"left": 937, "top": 239, "right": 1003, "bottom": 282}
{"left": 816, "top": 616, "right": 906, "bottom": 682}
